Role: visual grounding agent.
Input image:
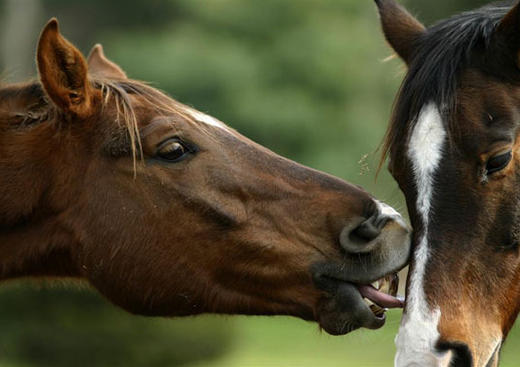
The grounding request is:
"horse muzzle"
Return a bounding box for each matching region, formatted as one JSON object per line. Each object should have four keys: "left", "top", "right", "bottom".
{"left": 311, "top": 200, "right": 410, "bottom": 334}
{"left": 312, "top": 269, "right": 403, "bottom": 334}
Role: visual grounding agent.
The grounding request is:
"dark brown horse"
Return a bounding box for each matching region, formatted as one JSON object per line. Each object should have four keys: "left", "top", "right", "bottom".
{"left": 0, "top": 19, "right": 409, "bottom": 336}
{"left": 377, "top": 0, "right": 520, "bottom": 365}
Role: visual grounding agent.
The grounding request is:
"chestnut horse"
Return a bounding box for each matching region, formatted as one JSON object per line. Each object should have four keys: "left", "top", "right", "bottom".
{"left": 377, "top": 0, "right": 520, "bottom": 365}
{"left": 0, "top": 19, "right": 409, "bottom": 336}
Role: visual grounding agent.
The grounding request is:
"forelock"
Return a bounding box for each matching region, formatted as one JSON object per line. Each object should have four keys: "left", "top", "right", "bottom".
{"left": 382, "top": 1, "right": 513, "bottom": 165}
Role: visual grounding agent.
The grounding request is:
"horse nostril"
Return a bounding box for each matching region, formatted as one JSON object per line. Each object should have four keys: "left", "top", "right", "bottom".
{"left": 351, "top": 218, "right": 381, "bottom": 243}
{"left": 350, "top": 211, "right": 390, "bottom": 244}
{"left": 339, "top": 211, "right": 390, "bottom": 254}
{"left": 436, "top": 341, "right": 473, "bottom": 367}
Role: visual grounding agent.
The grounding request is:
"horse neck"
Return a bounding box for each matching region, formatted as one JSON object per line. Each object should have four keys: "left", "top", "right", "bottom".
{"left": 0, "top": 129, "right": 81, "bottom": 281}
{"left": 0, "top": 212, "right": 80, "bottom": 280}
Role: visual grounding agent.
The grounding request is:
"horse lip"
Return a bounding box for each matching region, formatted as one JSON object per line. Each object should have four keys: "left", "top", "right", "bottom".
{"left": 310, "top": 261, "right": 401, "bottom": 289}
{"left": 315, "top": 281, "right": 387, "bottom": 334}
{"left": 311, "top": 263, "right": 400, "bottom": 334}
{"left": 314, "top": 271, "right": 404, "bottom": 309}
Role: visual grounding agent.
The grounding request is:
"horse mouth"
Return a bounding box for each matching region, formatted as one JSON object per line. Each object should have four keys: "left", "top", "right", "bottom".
{"left": 359, "top": 274, "right": 403, "bottom": 317}
{"left": 312, "top": 266, "right": 404, "bottom": 335}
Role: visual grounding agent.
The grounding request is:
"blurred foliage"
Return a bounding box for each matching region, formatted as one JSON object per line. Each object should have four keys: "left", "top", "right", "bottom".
{"left": 0, "top": 282, "right": 232, "bottom": 367}
{"left": 1, "top": 0, "right": 520, "bottom": 366}
{"left": 408, "top": 0, "right": 492, "bottom": 24}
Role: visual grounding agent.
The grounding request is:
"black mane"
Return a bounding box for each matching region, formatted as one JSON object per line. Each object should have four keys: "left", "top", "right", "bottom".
{"left": 383, "top": 1, "right": 515, "bottom": 161}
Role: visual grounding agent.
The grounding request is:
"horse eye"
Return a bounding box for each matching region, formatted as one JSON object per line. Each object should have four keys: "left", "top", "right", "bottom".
{"left": 157, "top": 139, "right": 191, "bottom": 162}
{"left": 486, "top": 151, "right": 512, "bottom": 174}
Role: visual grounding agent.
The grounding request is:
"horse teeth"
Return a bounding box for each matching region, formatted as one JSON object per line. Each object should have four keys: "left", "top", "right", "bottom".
{"left": 363, "top": 298, "right": 374, "bottom": 306}
{"left": 379, "top": 280, "right": 390, "bottom": 294}
{"left": 370, "top": 304, "right": 385, "bottom": 317}
{"left": 388, "top": 274, "right": 399, "bottom": 296}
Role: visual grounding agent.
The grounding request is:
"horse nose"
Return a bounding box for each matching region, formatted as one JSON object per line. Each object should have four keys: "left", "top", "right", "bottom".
{"left": 339, "top": 201, "right": 399, "bottom": 254}
{"left": 437, "top": 341, "right": 473, "bottom": 367}
{"left": 352, "top": 214, "right": 389, "bottom": 242}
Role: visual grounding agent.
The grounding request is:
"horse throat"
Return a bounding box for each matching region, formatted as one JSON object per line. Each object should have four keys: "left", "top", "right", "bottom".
{"left": 0, "top": 212, "right": 79, "bottom": 280}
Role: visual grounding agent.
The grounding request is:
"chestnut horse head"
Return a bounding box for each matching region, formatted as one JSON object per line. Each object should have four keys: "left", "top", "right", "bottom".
{"left": 0, "top": 19, "right": 410, "bottom": 335}
{"left": 377, "top": 0, "right": 520, "bottom": 364}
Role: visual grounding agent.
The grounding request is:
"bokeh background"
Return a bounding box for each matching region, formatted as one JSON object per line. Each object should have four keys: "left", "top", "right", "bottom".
{"left": 1, "top": 0, "right": 518, "bottom": 366}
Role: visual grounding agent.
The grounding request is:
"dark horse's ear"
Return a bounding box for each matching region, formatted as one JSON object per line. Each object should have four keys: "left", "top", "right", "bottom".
{"left": 375, "top": 0, "right": 425, "bottom": 64}
{"left": 496, "top": 1, "right": 520, "bottom": 69}
{"left": 37, "top": 18, "right": 99, "bottom": 118}
{"left": 87, "top": 44, "right": 127, "bottom": 79}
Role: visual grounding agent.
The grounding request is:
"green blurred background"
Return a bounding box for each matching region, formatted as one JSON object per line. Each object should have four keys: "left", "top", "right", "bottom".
{"left": 1, "top": 0, "right": 519, "bottom": 366}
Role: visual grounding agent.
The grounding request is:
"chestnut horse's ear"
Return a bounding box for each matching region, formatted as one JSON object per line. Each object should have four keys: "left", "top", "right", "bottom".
{"left": 375, "top": 0, "right": 426, "bottom": 64}
{"left": 37, "top": 18, "right": 98, "bottom": 118}
{"left": 496, "top": 2, "right": 520, "bottom": 68}
{"left": 87, "top": 44, "right": 127, "bottom": 79}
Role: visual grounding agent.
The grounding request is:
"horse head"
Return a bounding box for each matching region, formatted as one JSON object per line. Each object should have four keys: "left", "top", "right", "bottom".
{"left": 0, "top": 18, "right": 410, "bottom": 335}
{"left": 377, "top": 0, "right": 520, "bottom": 364}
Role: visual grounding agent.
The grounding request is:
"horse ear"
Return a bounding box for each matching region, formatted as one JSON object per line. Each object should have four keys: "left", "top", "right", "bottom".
{"left": 37, "top": 18, "right": 98, "bottom": 118}
{"left": 375, "top": 0, "right": 426, "bottom": 64}
{"left": 496, "top": 2, "right": 520, "bottom": 68}
{"left": 87, "top": 44, "right": 127, "bottom": 79}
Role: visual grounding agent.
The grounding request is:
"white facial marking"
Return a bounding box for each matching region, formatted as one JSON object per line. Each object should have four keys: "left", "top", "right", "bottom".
{"left": 375, "top": 200, "right": 408, "bottom": 229}
{"left": 185, "top": 108, "right": 227, "bottom": 130}
{"left": 376, "top": 200, "right": 400, "bottom": 217}
{"left": 395, "top": 103, "right": 448, "bottom": 366}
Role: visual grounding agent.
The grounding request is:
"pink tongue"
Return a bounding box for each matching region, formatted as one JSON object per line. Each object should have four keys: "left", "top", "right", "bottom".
{"left": 357, "top": 285, "right": 404, "bottom": 309}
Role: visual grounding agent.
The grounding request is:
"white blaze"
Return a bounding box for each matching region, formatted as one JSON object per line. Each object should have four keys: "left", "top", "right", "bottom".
{"left": 395, "top": 103, "right": 450, "bottom": 366}
{"left": 185, "top": 108, "right": 227, "bottom": 130}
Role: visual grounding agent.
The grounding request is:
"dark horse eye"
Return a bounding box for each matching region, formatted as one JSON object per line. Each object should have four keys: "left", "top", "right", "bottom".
{"left": 157, "top": 139, "right": 192, "bottom": 162}
{"left": 486, "top": 151, "right": 512, "bottom": 174}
